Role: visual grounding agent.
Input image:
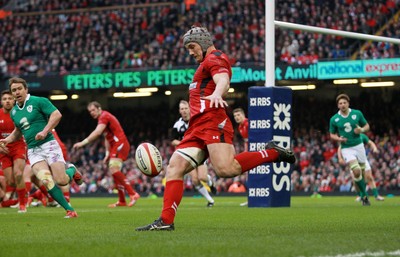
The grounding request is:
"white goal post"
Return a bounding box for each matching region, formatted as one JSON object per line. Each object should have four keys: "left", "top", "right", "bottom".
{"left": 265, "top": 1, "right": 400, "bottom": 86}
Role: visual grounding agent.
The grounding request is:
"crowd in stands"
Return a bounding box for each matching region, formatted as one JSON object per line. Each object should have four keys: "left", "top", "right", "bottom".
{"left": 1, "top": 0, "right": 399, "bottom": 78}
{"left": 276, "top": 0, "right": 400, "bottom": 64}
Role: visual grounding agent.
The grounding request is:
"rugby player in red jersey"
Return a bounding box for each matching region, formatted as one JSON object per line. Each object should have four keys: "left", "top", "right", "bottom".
{"left": 136, "top": 24, "right": 295, "bottom": 231}
{"left": 73, "top": 101, "right": 140, "bottom": 207}
{"left": 0, "top": 90, "right": 28, "bottom": 212}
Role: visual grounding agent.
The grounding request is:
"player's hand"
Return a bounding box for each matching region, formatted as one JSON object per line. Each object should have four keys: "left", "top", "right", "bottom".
{"left": 73, "top": 142, "right": 82, "bottom": 149}
{"left": 372, "top": 147, "right": 379, "bottom": 154}
{"left": 338, "top": 158, "right": 346, "bottom": 166}
{"left": 35, "top": 131, "right": 47, "bottom": 141}
{"left": 354, "top": 126, "right": 363, "bottom": 134}
{"left": 0, "top": 140, "right": 9, "bottom": 154}
{"left": 201, "top": 94, "right": 228, "bottom": 108}
{"left": 339, "top": 136, "right": 347, "bottom": 143}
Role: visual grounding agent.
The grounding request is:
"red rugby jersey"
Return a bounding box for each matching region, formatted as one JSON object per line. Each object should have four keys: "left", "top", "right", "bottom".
{"left": 189, "top": 50, "right": 232, "bottom": 119}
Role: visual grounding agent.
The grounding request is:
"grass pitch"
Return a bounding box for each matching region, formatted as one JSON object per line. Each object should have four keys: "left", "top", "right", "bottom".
{"left": 0, "top": 196, "right": 399, "bottom": 257}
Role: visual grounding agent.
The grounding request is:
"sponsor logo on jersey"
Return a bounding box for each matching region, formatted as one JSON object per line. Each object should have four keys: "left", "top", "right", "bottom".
{"left": 218, "top": 118, "right": 227, "bottom": 129}
{"left": 189, "top": 82, "right": 197, "bottom": 90}
{"left": 1, "top": 132, "right": 10, "bottom": 138}
{"left": 352, "top": 115, "right": 356, "bottom": 120}
{"left": 27, "top": 105, "right": 33, "bottom": 113}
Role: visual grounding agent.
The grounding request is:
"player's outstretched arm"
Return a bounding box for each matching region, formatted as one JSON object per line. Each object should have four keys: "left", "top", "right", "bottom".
{"left": 201, "top": 73, "right": 230, "bottom": 108}
{"left": 36, "top": 110, "right": 62, "bottom": 141}
{"left": 73, "top": 123, "right": 106, "bottom": 149}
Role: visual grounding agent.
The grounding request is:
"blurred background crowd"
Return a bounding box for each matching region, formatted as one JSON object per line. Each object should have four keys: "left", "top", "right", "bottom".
{"left": 0, "top": 0, "right": 399, "bottom": 196}
{"left": 1, "top": 0, "right": 399, "bottom": 78}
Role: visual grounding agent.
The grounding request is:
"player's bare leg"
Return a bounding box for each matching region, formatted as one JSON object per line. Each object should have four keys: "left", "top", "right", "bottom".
{"left": 136, "top": 141, "right": 295, "bottom": 231}
{"left": 33, "top": 161, "right": 77, "bottom": 218}
{"left": 190, "top": 165, "right": 215, "bottom": 207}
{"left": 109, "top": 159, "right": 140, "bottom": 207}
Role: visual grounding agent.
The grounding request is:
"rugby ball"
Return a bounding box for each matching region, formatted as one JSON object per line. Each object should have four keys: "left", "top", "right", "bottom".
{"left": 135, "top": 143, "right": 163, "bottom": 177}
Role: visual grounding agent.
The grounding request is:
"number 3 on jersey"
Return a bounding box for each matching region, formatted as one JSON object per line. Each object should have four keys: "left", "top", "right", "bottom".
{"left": 343, "top": 122, "right": 352, "bottom": 133}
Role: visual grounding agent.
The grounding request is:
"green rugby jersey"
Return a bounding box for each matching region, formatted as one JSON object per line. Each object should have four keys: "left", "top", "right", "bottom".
{"left": 11, "top": 94, "right": 56, "bottom": 148}
{"left": 329, "top": 108, "right": 367, "bottom": 148}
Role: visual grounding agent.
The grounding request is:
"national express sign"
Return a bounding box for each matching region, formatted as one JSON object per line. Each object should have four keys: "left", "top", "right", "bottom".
{"left": 318, "top": 58, "right": 400, "bottom": 79}
{"left": 11, "top": 58, "right": 399, "bottom": 91}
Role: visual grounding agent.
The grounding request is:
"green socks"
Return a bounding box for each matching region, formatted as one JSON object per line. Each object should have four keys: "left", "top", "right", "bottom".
{"left": 65, "top": 166, "right": 76, "bottom": 183}
{"left": 355, "top": 179, "right": 367, "bottom": 198}
{"left": 371, "top": 188, "right": 379, "bottom": 198}
{"left": 48, "top": 185, "right": 74, "bottom": 211}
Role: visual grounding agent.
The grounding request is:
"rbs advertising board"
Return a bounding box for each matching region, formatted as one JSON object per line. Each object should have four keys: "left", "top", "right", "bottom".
{"left": 247, "top": 87, "right": 292, "bottom": 207}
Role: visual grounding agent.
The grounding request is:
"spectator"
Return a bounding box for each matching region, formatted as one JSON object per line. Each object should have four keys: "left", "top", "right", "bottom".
{"left": 0, "top": 55, "right": 7, "bottom": 80}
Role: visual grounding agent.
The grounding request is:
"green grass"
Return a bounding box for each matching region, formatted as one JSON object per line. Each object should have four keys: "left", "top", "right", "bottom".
{"left": 1, "top": 196, "right": 399, "bottom": 257}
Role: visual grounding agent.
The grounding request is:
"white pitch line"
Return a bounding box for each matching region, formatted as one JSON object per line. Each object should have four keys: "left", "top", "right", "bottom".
{"left": 297, "top": 249, "right": 400, "bottom": 257}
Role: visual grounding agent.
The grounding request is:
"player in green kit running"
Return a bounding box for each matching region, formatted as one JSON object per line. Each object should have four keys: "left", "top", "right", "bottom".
{"left": 329, "top": 93, "right": 371, "bottom": 206}
{"left": 338, "top": 133, "right": 384, "bottom": 201}
{"left": 0, "top": 77, "right": 82, "bottom": 218}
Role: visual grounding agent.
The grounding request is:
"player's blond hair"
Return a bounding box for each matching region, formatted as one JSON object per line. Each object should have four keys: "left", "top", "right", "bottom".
{"left": 233, "top": 108, "right": 245, "bottom": 115}
{"left": 179, "top": 100, "right": 189, "bottom": 106}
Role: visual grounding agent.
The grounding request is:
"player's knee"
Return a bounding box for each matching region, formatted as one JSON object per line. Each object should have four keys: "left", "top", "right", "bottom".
{"left": 214, "top": 166, "right": 236, "bottom": 178}
{"left": 109, "top": 160, "right": 123, "bottom": 170}
{"left": 36, "top": 170, "right": 55, "bottom": 190}
{"left": 53, "top": 174, "right": 69, "bottom": 186}
{"left": 4, "top": 177, "right": 15, "bottom": 187}
{"left": 191, "top": 177, "right": 200, "bottom": 185}
{"left": 350, "top": 163, "right": 362, "bottom": 177}
{"left": 14, "top": 174, "right": 23, "bottom": 183}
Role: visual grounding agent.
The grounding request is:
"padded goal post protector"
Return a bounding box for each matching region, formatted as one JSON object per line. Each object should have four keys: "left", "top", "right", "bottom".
{"left": 247, "top": 86, "right": 293, "bottom": 207}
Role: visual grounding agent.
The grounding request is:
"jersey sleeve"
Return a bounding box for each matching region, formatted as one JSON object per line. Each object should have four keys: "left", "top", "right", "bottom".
{"left": 171, "top": 121, "right": 180, "bottom": 140}
{"left": 358, "top": 110, "right": 367, "bottom": 127}
{"left": 329, "top": 116, "right": 337, "bottom": 134}
{"left": 98, "top": 112, "right": 109, "bottom": 125}
{"left": 206, "top": 54, "right": 231, "bottom": 77}
{"left": 39, "top": 97, "right": 58, "bottom": 117}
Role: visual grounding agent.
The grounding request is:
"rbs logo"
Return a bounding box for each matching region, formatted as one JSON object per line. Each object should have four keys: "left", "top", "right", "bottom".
{"left": 273, "top": 103, "right": 291, "bottom": 131}
{"left": 249, "top": 97, "right": 271, "bottom": 106}
{"left": 249, "top": 188, "right": 270, "bottom": 197}
{"left": 249, "top": 165, "right": 270, "bottom": 174}
{"left": 250, "top": 120, "right": 271, "bottom": 129}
